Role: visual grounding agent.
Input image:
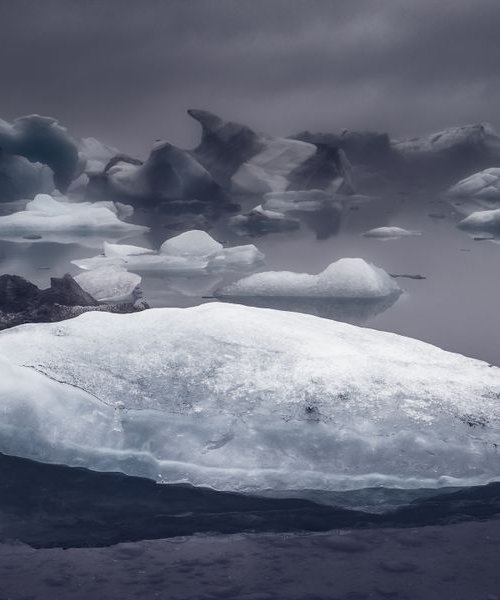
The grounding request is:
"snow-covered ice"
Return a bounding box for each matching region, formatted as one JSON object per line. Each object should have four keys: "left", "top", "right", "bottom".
{"left": 74, "top": 265, "right": 142, "bottom": 303}
{"left": 363, "top": 226, "right": 422, "bottom": 240}
{"left": 0, "top": 303, "right": 500, "bottom": 494}
{"left": 215, "top": 258, "right": 401, "bottom": 299}
{"left": 0, "top": 194, "right": 147, "bottom": 246}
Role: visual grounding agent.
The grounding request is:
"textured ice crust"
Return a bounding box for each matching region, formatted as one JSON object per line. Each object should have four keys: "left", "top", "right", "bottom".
{"left": 216, "top": 258, "right": 401, "bottom": 299}
{"left": 0, "top": 303, "right": 499, "bottom": 495}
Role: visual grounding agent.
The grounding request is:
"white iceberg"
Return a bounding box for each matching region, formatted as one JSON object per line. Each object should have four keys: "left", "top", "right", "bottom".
{"left": 215, "top": 258, "right": 401, "bottom": 300}
{"left": 447, "top": 168, "right": 500, "bottom": 202}
{"left": 457, "top": 209, "right": 500, "bottom": 234}
{"left": 229, "top": 205, "right": 300, "bottom": 236}
{"left": 0, "top": 303, "right": 499, "bottom": 495}
{"left": 73, "top": 231, "right": 264, "bottom": 274}
{"left": 74, "top": 265, "right": 142, "bottom": 303}
{"left": 363, "top": 226, "right": 422, "bottom": 240}
{"left": 159, "top": 230, "right": 223, "bottom": 257}
{"left": 0, "top": 194, "right": 147, "bottom": 246}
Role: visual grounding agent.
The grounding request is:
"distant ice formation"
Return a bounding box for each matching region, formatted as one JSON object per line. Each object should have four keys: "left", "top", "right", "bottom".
{"left": 188, "top": 109, "right": 354, "bottom": 195}
{"left": 0, "top": 303, "right": 499, "bottom": 495}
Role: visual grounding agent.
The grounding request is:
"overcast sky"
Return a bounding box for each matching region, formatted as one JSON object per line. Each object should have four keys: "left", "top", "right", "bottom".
{"left": 1, "top": 0, "right": 499, "bottom": 155}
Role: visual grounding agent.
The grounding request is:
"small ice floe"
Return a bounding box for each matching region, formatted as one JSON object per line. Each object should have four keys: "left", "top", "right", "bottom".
{"left": 363, "top": 226, "right": 422, "bottom": 240}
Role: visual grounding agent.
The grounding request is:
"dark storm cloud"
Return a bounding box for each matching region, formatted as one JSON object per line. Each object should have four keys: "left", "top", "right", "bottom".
{"left": 1, "top": 0, "right": 499, "bottom": 154}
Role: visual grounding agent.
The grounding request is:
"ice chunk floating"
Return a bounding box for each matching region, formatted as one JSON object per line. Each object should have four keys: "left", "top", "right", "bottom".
{"left": 1, "top": 303, "right": 499, "bottom": 496}
{"left": 363, "top": 226, "right": 422, "bottom": 240}
{"left": 73, "top": 231, "right": 264, "bottom": 273}
{"left": 216, "top": 258, "right": 401, "bottom": 299}
{"left": 0, "top": 194, "right": 147, "bottom": 246}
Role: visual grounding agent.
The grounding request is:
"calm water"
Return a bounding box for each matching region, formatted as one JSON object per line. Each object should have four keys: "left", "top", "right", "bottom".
{"left": 1, "top": 191, "right": 499, "bottom": 365}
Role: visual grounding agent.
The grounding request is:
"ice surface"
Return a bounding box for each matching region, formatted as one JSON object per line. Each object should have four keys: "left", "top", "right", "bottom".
{"left": 215, "top": 258, "right": 401, "bottom": 299}
{"left": 448, "top": 168, "right": 500, "bottom": 201}
{"left": 0, "top": 194, "right": 147, "bottom": 246}
{"left": 457, "top": 208, "right": 500, "bottom": 234}
{"left": 363, "top": 226, "right": 422, "bottom": 239}
{"left": 1, "top": 303, "right": 500, "bottom": 494}
{"left": 73, "top": 232, "right": 264, "bottom": 274}
{"left": 231, "top": 138, "right": 316, "bottom": 194}
{"left": 74, "top": 266, "right": 142, "bottom": 303}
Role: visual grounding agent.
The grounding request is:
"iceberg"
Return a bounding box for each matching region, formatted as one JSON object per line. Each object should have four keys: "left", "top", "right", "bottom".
{"left": 0, "top": 114, "right": 82, "bottom": 192}
{"left": 228, "top": 205, "right": 300, "bottom": 236}
{"left": 214, "top": 259, "right": 401, "bottom": 321}
{"left": 231, "top": 138, "right": 316, "bottom": 194}
{"left": 0, "top": 303, "right": 499, "bottom": 495}
{"left": 74, "top": 266, "right": 142, "bottom": 303}
{"left": 215, "top": 258, "right": 400, "bottom": 299}
{"left": 457, "top": 209, "right": 500, "bottom": 234}
{"left": 0, "top": 194, "right": 147, "bottom": 246}
{"left": 159, "top": 230, "right": 223, "bottom": 257}
{"left": 72, "top": 231, "right": 264, "bottom": 274}
{"left": 447, "top": 168, "right": 500, "bottom": 202}
{"left": 363, "top": 226, "right": 422, "bottom": 240}
{"left": 188, "top": 109, "right": 354, "bottom": 194}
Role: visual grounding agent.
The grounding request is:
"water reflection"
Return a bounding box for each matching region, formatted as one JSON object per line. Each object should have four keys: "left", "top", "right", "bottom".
{"left": 214, "top": 293, "right": 402, "bottom": 324}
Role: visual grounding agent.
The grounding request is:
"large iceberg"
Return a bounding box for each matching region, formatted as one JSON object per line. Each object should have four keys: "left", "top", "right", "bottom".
{"left": 72, "top": 231, "right": 264, "bottom": 273}
{"left": 0, "top": 114, "right": 82, "bottom": 192}
{"left": 0, "top": 194, "right": 147, "bottom": 246}
{"left": 0, "top": 303, "right": 499, "bottom": 495}
{"left": 188, "top": 109, "right": 354, "bottom": 194}
{"left": 91, "top": 141, "right": 225, "bottom": 206}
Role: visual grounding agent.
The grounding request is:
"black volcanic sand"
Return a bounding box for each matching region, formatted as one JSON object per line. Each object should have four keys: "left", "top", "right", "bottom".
{"left": 1, "top": 453, "right": 500, "bottom": 549}
{"left": 1, "top": 519, "right": 500, "bottom": 600}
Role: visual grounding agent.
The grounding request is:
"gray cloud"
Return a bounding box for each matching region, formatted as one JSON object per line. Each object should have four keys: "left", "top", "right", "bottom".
{"left": 1, "top": 0, "right": 499, "bottom": 155}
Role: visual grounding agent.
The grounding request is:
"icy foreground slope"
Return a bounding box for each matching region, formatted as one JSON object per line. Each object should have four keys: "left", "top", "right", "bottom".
{"left": 0, "top": 303, "right": 499, "bottom": 494}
